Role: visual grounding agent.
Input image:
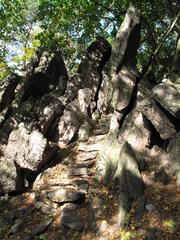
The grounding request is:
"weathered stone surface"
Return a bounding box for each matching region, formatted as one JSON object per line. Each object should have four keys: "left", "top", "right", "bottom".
{"left": 76, "top": 152, "right": 97, "bottom": 161}
{"left": 154, "top": 168, "right": 169, "bottom": 185}
{"left": 153, "top": 82, "right": 180, "bottom": 119}
{"left": 115, "top": 64, "right": 138, "bottom": 112}
{"left": 96, "top": 117, "right": 121, "bottom": 183}
{"left": 0, "top": 156, "right": 24, "bottom": 194}
{"left": 61, "top": 212, "right": 84, "bottom": 231}
{"left": 0, "top": 99, "right": 36, "bottom": 145}
{"left": 88, "top": 134, "right": 107, "bottom": 144}
{"left": 21, "top": 52, "right": 68, "bottom": 101}
{"left": 78, "top": 121, "right": 93, "bottom": 142}
{"left": 168, "top": 132, "right": 180, "bottom": 183}
{"left": 78, "top": 36, "right": 111, "bottom": 94}
{"left": 93, "top": 122, "right": 110, "bottom": 135}
{"left": 74, "top": 160, "right": 95, "bottom": 168}
{"left": 138, "top": 99, "right": 176, "bottom": 140}
{"left": 31, "top": 218, "right": 53, "bottom": 237}
{"left": 0, "top": 74, "right": 20, "bottom": 112}
{"left": 4, "top": 123, "right": 54, "bottom": 171}
{"left": 34, "top": 92, "right": 64, "bottom": 136}
{"left": 58, "top": 89, "right": 93, "bottom": 145}
{"left": 0, "top": 120, "right": 55, "bottom": 193}
{"left": 77, "top": 142, "right": 101, "bottom": 152}
{"left": 106, "top": 5, "right": 140, "bottom": 111}
{"left": 43, "top": 188, "right": 85, "bottom": 203}
{"left": 69, "top": 168, "right": 91, "bottom": 177}
{"left": 8, "top": 219, "right": 24, "bottom": 235}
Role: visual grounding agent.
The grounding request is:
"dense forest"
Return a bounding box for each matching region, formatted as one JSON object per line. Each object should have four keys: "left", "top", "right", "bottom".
{"left": 0, "top": 1, "right": 180, "bottom": 240}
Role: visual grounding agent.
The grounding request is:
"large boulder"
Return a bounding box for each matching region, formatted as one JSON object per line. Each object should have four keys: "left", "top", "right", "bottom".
{"left": 0, "top": 122, "right": 54, "bottom": 193}
{"left": 4, "top": 123, "right": 54, "bottom": 171}
{"left": 0, "top": 156, "right": 25, "bottom": 194}
{"left": 58, "top": 88, "right": 93, "bottom": 145}
{"left": 78, "top": 36, "right": 111, "bottom": 95}
{"left": 152, "top": 82, "right": 180, "bottom": 120}
{"left": 34, "top": 92, "right": 65, "bottom": 136}
{"left": 104, "top": 5, "right": 141, "bottom": 112}
{"left": 0, "top": 74, "right": 20, "bottom": 112}
{"left": 138, "top": 98, "right": 176, "bottom": 140}
{"left": 21, "top": 52, "right": 68, "bottom": 102}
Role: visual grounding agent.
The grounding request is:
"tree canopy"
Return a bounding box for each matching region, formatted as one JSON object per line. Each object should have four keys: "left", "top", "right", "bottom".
{"left": 0, "top": 0, "right": 179, "bottom": 78}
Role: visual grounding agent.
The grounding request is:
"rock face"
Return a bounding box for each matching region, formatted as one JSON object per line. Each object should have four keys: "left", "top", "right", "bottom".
{"left": 153, "top": 82, "right": 180, "bottom": 119}
{"left": 168, "top": 132, "right": 180, "bottom": 183}
{"left": 58, "top": 88, "right": 93, "bottom": 145}
{"left": 21, "top": 51, "right": 69, "bottom": 102}
{"left": 5, "top": 123, "right": 54, "bottom": 171}
{"left": 0, "top": 52, "right": 70, "bottom": 193}
{"left": 0, "top": 74, "right": 20, "bottom": 112}
{"left": 0, "top": 123, "right": 54, "bottom": 193}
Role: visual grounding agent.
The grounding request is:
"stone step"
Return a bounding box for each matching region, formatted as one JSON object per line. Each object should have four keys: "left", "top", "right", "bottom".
{"left": 93, "top": 127, "right": 109, "bottom": 135}
{"left": 73, "top": 160, "right": 95, "bottom": 168}
{"left": 42, "top": 188, "right": 85, "bottom": 203}
{"left": 76, "top": 151, "right": 97, "bottom": 161}
{"left": 60, "top": 211, "right": 84, "bottom": 231}
{"left": 71, "top": 160, "right": 95, "bottom": 168}
{"left": 88, "top": 134, "right": 107, "bottom": 143}
{"left": 69, "top": 167, "right": 92, "bottom": 177}
{"left": 77, "top": 143, "right": 101, "bottom": 152}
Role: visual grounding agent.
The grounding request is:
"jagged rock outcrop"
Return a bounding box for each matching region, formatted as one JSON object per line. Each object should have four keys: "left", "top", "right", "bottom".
{"left": 0, "top": 5, "right": 180, "bottom": 239}
{"left": 21, "top": 51, "right": 69, "bottom": 102}
{"left": 0, "top": 74, "right": 21, "bottom": 112}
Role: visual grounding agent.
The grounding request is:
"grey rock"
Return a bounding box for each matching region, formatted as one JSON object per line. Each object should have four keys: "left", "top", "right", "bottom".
{"left": 138, "top": 98, "right": 176, "bottom": 140}
{"left": 98, "top": 220, "right": 108, "bottom": 233}
{"left": 78, "top": 37, "right": 111, "bottom": 95}
{"left": 61, "top": 203, "right": 78, "bottom": 213}
{"left": 115, "top": 142, "right": 144, "bottom": 199}
{"left": 21, "top": 51, "right": 68, "bottom": 101}
{"left": 69, "top": 167, "right": 91, "bottom": 177}
{"left": 154, "top": 168, "right": 169, "bottom": 185}
{"left": 76, "top": 152, "right": 97, "bottom": 161}
{"left": 0, "top": 209, "right": 17, "bottom": 226}
{"left": 77, "top": 142, "right": 101, "bottom": 152}
{"left": 34, "top": 92, "right": 64, "bottom": 136}
{"left": 146, "top": 203, "right": 155, "bottom": 212}
{"left": 92, "top": 109, "right": 101, "bottom": 121}
{"left": 58, "top": 89, "right": 93, "bottom": 145}
{"left": 8, "top": 219, "right": 24, "bottom": 235}
{"left": 78, "top": 121, "right": 92, "bottom": 142}
{"left": 168, "top": 132, "right": 180, "bottom": 184}
{"left": 153, "top": 82, "right": 180, "bottom": 119}
{"left": 74, "top": 160, "right": 95, "bottom": 168}
{"left": 0, "top": 73, "right": 20, "bottom": 111}
{"left": 5, "top": 123, "right": 54, "bottom": 171}
{"left": 31, "top": 218, "right": 53, "bottom": 237}
{"left": 43, "top": 188, "right": 85, "bottom": 203}
{"left": 61, "top": 213, "right": 84, "bottom": 231}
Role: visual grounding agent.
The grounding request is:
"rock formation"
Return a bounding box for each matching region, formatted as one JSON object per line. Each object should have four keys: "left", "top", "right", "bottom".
{"left": 0, "top": 4, "right": 179, "bottom": 239}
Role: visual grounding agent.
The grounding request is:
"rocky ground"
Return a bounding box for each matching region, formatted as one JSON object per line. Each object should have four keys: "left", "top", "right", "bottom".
{"left": 0, "top": 115, "right": 179, "bottom": 240}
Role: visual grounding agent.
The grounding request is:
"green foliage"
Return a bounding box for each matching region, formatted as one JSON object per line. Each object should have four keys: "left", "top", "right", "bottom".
{"left": 0, "top": 0, "right": 179, "bottom": 76}
{"left": 163, "top": 219, "right": 176, "bottom": 232}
